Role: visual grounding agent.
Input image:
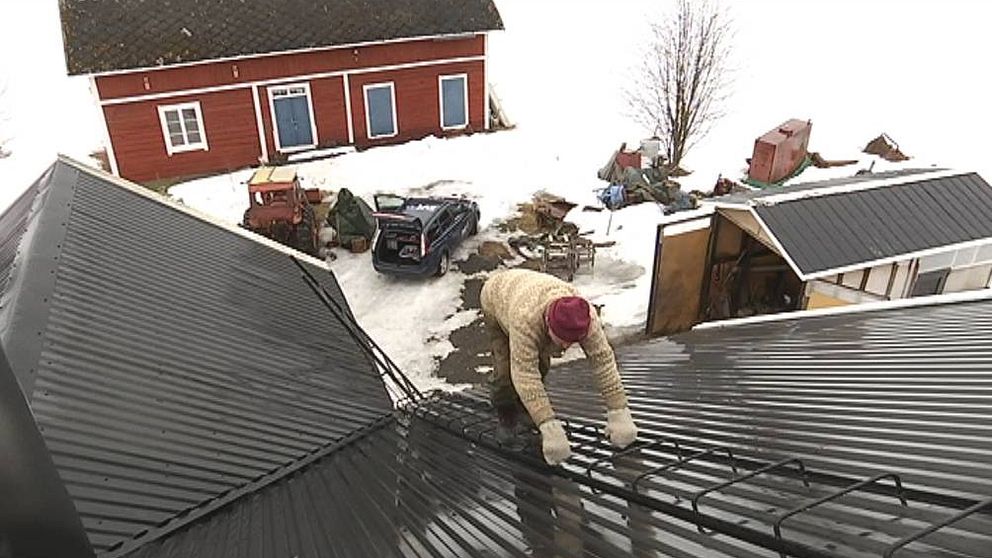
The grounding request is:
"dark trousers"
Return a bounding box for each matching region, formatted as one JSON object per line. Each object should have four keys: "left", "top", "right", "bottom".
{"left": 485, "top": 314, "right": 550, "bottom": 427}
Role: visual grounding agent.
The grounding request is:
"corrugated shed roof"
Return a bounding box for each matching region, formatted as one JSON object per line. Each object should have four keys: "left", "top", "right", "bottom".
{"left": 59, "top": 0, "right": 504, "bottom": 75}
{"left": 714, "top": 169, "right": 941, "bottom": 205}
{"left": 752, "top": 171, "right": 992, "bottom": 276}
{"left": 0, "top": 158, "right": 392, "bottom": 555}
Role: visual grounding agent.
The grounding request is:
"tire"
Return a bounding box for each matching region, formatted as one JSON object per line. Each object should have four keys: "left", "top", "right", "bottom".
{"left": 469, "top": 211, "right": 480, "bottom": 236}
{"left": 295, "top": 205, "right": 319, "bottom": 256}
{"left": 435, "top": 251, "right": 450, "bottom": 277}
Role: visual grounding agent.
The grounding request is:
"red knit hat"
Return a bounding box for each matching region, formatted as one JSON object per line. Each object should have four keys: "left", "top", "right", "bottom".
{"left": 546, "top": 296, "right": 591, "bottom": 343}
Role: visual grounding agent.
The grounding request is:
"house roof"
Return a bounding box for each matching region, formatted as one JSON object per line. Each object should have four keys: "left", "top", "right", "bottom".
{"left": 0, "top": 158, "right": 391, "bottom": 555}
{"left": 58, "top": 0, "right": 505, "bottom": 75}
{"left": 712, "top": 169, "right": 992, "bottom": 278}
{"left": 115, "top": 293, "right": 992, "bottom": 558}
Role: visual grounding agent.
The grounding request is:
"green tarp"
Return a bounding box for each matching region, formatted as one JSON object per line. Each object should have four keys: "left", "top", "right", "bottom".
{"left": 326, "top": 188, "right": 376, "bottom": 245}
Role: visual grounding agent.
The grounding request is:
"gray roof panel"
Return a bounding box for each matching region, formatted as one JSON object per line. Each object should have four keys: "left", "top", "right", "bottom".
{"left": 1, "top": 159, "right": 391, "bottom": 554}
{"left": 59, "top": 0, "right": 504, "bottom": 75}
{"left": 753, "top": 172, "right": 992, "bottom": 275}
{"left": 125, "top": 294, "right": 992, "bottom": 558}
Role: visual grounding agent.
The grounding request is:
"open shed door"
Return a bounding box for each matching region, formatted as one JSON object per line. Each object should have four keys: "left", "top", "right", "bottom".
{"left": 646, "top": 217, "right": 713, "bottom": 336}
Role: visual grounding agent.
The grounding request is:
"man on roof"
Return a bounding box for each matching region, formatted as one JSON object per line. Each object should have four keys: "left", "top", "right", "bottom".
{"left": 480, "top": 268, "right": 638, "bottom": 465}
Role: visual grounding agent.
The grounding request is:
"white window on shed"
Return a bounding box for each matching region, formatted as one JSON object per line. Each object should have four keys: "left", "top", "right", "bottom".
{"left": 439, "top": 74, "right": 468, "bottom": 130}
{"left": 158, "top": 101, "right": 207, "bottom": 155}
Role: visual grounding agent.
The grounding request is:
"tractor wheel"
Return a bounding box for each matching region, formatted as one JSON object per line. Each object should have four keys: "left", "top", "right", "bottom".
{"left": 435, "top": 251, "right": 450, "bottom": 277}
{"left": 295, "top": 205, "right": 319, "bottom": 256}
{"left": 469, "top": 211, "right": 479, "bottom": 236}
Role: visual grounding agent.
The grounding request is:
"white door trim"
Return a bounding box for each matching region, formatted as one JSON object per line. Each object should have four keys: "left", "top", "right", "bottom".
{"left": 266, "top": 82, "right": 319, "bottom": 153}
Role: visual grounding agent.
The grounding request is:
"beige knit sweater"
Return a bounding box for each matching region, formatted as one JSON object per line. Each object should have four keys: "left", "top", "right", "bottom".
{"left": 479, "top": 269, "right": 629, "bottom": 426}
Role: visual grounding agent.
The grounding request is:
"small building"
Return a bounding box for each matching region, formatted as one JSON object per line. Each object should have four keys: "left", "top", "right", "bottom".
{"left": 647, "top": 168, "right": 992, "bottom": 335}
{"left": 58, "top": 0, "right": 504, "bottom": 183}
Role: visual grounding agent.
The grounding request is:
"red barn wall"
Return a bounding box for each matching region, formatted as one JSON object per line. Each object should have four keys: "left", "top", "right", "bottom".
{"left": 349, "top": 60, "right": 486, "bottom": 146}
{"left": 104, "top": 88, "right": 261, "bottom": 182}
{"left": 94, "top": 35, "right": 490, "bottom": 182}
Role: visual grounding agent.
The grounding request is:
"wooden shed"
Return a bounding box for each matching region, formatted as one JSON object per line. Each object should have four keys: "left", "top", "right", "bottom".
{"left": 647, "top": 169, "right": 992, "bottom": 336}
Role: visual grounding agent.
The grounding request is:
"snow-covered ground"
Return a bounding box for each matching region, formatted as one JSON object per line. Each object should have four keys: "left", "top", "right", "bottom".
{"left": 3, "top": 0, "right": 992, "bottom": 388}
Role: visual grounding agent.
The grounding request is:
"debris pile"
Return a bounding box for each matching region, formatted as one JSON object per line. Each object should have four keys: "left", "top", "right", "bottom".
{"left": 863, "top": 133, "right": 910, "bottom": 162}
{"left": 596, "top": 139, "right": 701, "bottom": 214}
{"left": 503, "top": 193, "right": 602, "bottom": 282}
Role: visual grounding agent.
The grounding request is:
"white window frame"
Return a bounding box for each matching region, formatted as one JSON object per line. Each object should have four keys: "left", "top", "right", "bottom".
{"left": 363, "top": 82, "right": 398, "bottom": 139}
{"left": 266, "top": 82, "right": 319, "bottom": 153}
{"left": 438, "top": 73, "right": 469, "bottom": 130}
{"left": 157, "top": 101, "right": 208, "bottom": 155}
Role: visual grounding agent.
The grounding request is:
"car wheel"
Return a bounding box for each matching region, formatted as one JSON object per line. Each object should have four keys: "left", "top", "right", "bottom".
{"left": 436, "top": 251, "right": 450, "bottom": 277}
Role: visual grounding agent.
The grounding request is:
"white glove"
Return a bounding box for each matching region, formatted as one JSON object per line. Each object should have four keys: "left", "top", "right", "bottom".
{"left": 538, "top": 419, "right": 572, "bottom": 465}
{"left": 604, "top": 407, "right": 638, "bottom": 448}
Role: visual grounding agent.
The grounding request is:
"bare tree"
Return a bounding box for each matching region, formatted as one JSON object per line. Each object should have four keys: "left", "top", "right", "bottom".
{"left": 627, "top": 0, "right": 732, "bottom": 167}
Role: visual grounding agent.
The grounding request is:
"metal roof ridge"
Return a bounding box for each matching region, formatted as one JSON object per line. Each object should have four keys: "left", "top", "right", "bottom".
{"left": 109, "top": 412, "right": 397, "bottom": 558}
{"left": 692, "top": 287, "right": 992, "bottom": 331}
{"left": 753, "top": 168, "right": 964, "bottom": 206}
{"left": 55, "top": 155, "right": 331, "bottom": 270}
{"left": 0, "top": 161, "right": 78, "bottom": 394}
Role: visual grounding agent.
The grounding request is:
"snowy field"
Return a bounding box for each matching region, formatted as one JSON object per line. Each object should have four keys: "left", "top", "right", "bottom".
{"left": 3, "top": 0, "right": 992, "bottom": 388}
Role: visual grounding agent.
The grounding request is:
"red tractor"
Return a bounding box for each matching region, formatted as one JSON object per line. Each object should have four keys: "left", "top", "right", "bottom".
{"left": 241, "top": 166, "right": 323, "bottom": 256}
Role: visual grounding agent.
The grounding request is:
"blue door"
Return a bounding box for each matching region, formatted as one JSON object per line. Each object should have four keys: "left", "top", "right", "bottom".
{"left": 272, "top": 88, "right": 314, "bottom": 149}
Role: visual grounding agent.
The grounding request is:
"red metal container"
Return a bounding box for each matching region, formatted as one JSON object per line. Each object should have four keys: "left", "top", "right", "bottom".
{"left": 748, "top": 119, "right": 811, "bottom": 184}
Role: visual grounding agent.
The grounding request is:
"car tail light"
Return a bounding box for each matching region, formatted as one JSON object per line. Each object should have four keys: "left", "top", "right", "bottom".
{"left": 421, "top": 233, "right": 428, "bottom": 256}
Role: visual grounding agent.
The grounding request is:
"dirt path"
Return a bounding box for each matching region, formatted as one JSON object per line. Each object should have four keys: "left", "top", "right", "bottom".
{"left": 437, "top": 248, "right": 505, "bottom": 385}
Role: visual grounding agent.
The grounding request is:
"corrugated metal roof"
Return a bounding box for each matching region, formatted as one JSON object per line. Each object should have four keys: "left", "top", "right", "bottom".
{"left": 0, "top": 168, "right": 43, "bottom": 299}
{"left": 0, "top": 159, "right": 392, "bottom": 555}
{"left": 121, "top": 293, "right": 992, "bottom": 558}
{"left": 59, "top": 0, "right": 504, "bottom": 75}
{"left": 749, "top": 171, "right": 992, "bottom": 276}
{"left": 125, "top": 409, "right": 782, "bottom": 558}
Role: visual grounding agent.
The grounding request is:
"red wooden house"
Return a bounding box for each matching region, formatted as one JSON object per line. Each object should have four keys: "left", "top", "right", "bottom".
{"left": 58, "top": 0, "right": 504, "bottom": 182}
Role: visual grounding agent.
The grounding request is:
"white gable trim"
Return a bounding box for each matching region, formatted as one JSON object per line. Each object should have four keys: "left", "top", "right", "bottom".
{"left": 755, "top": 168, "right": 964, "bottom": 206}
{"left": 86, "top": 32, "right": 486, "bottom": 77}
{"left": 100, "top": 55, "right": 486, "bottom": 106}
{"left": 693, "top": 285, "right": 992, "bottom": 331}
{"left": 89, "top": 76, "right": 120, "bottom": 176}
